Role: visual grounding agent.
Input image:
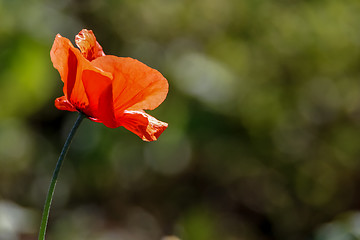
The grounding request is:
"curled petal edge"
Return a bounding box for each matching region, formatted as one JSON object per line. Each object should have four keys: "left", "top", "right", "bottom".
{"left": 119, "top": 110, "right": 168, "bottom": 142}
{"left": 55, "top": 96, "right": 77, "bottom": 112}
{"left": 75, "top": 29, "right": 105, "bottom": 61}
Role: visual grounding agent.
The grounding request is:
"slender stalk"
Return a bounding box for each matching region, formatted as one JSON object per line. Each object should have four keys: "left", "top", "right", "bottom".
{"left": 38, "top": 112, "right": 85, "bottom": 240}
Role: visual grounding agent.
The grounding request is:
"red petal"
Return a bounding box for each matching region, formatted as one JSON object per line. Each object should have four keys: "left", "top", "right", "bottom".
{"left": 50, "top": 34, "right": 112, "bottom": 114}
{"left": 54, "top": 96, "right": 77, "bottom": 111}
{"left": 119, "top": 110, "right": 168, "bottom": 141}
{"left": 81, "top": 69, "right": 116, "bottom": 127}
{"left": 50, "top": 34, "right": 88, "bottom": 108}
{"left": 75, "top": 29, "right": 105, "bottom": 61}
{"left": 90, "top": 56, "right": 169, "bottom": 115}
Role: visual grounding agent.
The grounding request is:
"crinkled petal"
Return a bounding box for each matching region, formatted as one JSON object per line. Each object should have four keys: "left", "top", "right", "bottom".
{"left": 51, "top": 30, "right": 168, "bottom": 141}
{"left": 50, "top": 34, "right": 112, "bottom": 114}
{"left": 90, "top": 56, "right": 169, "bottom": 114}
{"left": 82, "top": 69, "right": 116, "bottom": 127}
{"left": 119, "top": 110, "right": 168, "bottom": 141}
{"left": 55, "top": 96, "right": 77, "bottom": 112}
{"left": 75, "top": 29, "right": 105, "bottom": 61}
{"left": 50, "top": 34, "right": 88, "bottom": 108}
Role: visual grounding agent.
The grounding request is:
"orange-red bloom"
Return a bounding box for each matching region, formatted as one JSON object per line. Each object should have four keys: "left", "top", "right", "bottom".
{"left": 50, "top": 29, "right": 168, "bottom": 141}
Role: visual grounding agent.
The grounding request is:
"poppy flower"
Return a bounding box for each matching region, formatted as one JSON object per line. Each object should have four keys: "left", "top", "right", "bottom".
{"left": 50, "top": 29, "right": 168, "bottom": 141}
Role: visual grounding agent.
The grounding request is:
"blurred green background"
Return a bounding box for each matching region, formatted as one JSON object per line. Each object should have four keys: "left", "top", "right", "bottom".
{"left": 1, "top": 0, "right": 360, "bottom": 239}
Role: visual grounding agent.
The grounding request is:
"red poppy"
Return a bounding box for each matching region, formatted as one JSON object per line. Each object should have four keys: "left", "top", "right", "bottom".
{"left": 50, "top": 29, "right": 168, "bottom": 141}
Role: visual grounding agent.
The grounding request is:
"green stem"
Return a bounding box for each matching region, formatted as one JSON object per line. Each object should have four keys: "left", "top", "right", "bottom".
{"left": 38, "top": 112, "right": 85, "bottom": 240}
